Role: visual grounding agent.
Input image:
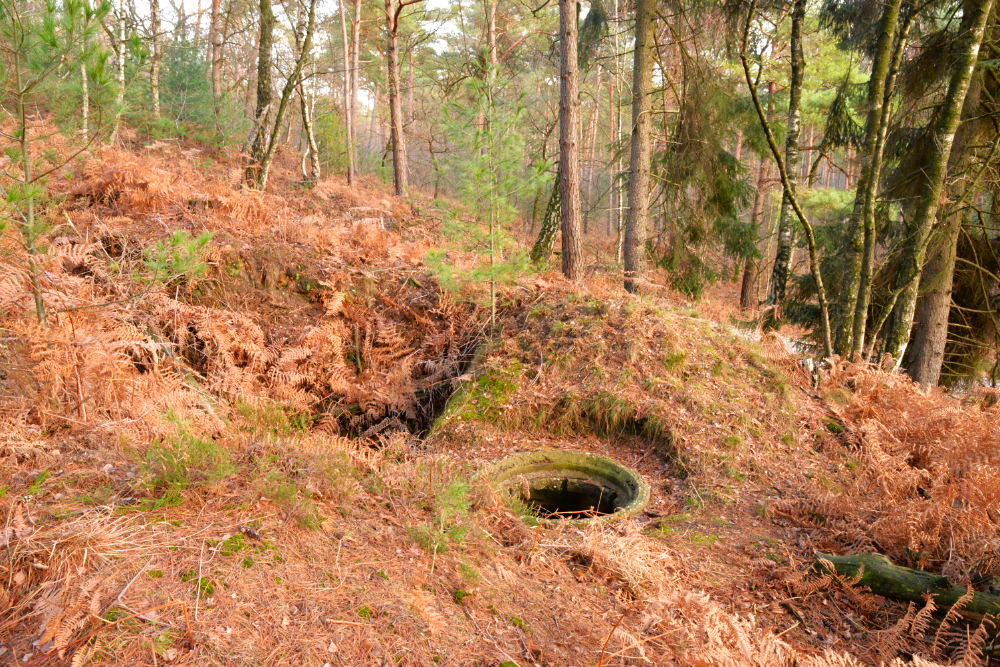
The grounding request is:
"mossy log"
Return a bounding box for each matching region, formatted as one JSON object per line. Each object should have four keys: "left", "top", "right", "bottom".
{"left": 815, "top": 552, "right": 1000, "bottom": 619}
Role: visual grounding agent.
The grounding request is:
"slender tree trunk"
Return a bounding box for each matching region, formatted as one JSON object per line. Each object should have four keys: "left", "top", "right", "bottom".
{"left": 209, "top": 0, "right": 222, "bottom": 101}
{"left": 851, "top": 11, "right": 913, "bottom": 358}
{"left": 253, "top": 0, "right": 318, "bottom": 189}
{"left": 14, "top": 65, "right": 46, "bottom": 325}
{"left": 584, "top": 64, "right": 603, "bottom": 228}
{"left": 385, "top": 0, "right": 409, "bottom": 195}
{"left": 339, "top": 0, "right": 356, "bottom": 183}
{"left": 558, "top": 0, "right": 583, "bottom": 279}
{"left": 883, "top": 0, "right": 995, "bottom": 363}
{"left": 245, "top": 21, "right": 260, "bottom": 119}
{"left": 740, "top": 157, "right": 770, "bottom": 310}
{"left": 368, "top": 83, "right": 379, "bottom": 156}
{"left": 81, "top": 62, "right": 89, "bottom": 140}
{"left": 194, "top": 0, "right": 203, "bottom": 46}
{"left": 766, "top": 0, "right": 805, "bottom": 307}
{"left": 741, "top": 0, "right": 833, "bottom": 356}
{"left": 408, "top": 50, "right": 415, "bottom": 124}
{"left": 487, "top": 0, "right": 497, "bottom": 65}
{"left": 114, "top": 0, "right": 126, "bottom": 135}
{"left": 150, "top": 0, "right": 161, "bottom": 119}
{"left": 298, "top": 58, "right": 320, "bottom": 181}
{"left": 835, "top": 0, "right": 904, "bottom": 356}
{"left": 623, "top": 0, "right": 654, "bottom": 293}
{"left": 246, "top": 0, "right": 275, "bottom": 185}
{"left": 351, "top": 0, "right": 361, "bottom": 168}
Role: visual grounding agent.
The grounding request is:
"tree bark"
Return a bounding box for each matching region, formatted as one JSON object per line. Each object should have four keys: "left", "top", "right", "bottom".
{"left": 584, "top": 64, "right": 603, "bottom": 227}
{"left": 246, "top": 0, "right": 275, "bottom": 186}
{"left": 558, "top": 0, "right": 583, "bottom": 280}
{"left": 850, "top": 11, "right": 913, "bottom": 359}
{"left": 903, "top": 70, "right": 986, "bottom": 385}
{"left": 835, "top": 0, "right": 904, "bottom": 356}
{"left": 245, "top": 18, "right": 260, "bottom": 119}
{"left": 531, "top": 169, "right": 561, "bottom": 264}
{"left": 81, "top": 62, "right": 89, "bottom": 139}
{"left": 815, "top": 552, "right": 1000, "bottom": 620}
{"left": 883, "top": 0, "right": 995, "bottom": 364}
{"left": 740, "top": 0, "right": 833, "bottom": 356}
{"left": 115, "top": 0, "right": 126, "bottom": 135}
{"left": 903, "top": 214, "right": 961, "bottom": 386}
{"left": 740, "top": 157, "right": 770, "bottom": 310}
{"left": 623, "top": 0, "right": 654, "bottom": 293}
{"left": 385, "top": 0, "right": 411, "bottom": 196}
{"left": 253, "top": 0, "right": 317, "bottom": 189}
{"left": 487, "top": 0, "right": 497, "bottom": 66}
{"left": 209, "top": 0, "right": 223, "bottom": 101}
{"left": 765, "top": 0, "right": 805, "bottom": 307}
{"left": 150, "top": 0, "right": 161, "bottom": 119}
{"left": 351, "top": 0, "right": 361, "bottom": 168}
{"left": 339, "top": 0, "right": 356, "bottom": 183}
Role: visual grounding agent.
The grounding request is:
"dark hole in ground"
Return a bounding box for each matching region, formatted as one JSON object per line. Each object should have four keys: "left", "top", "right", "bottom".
{"left": 488, "top": 450, "right": 649, "bottom": 523}
{"left": 523, "top": 476, "right": 623, "bottom": 519}
{"left": 328, "top": 331, "right": 483, "bottom": 440}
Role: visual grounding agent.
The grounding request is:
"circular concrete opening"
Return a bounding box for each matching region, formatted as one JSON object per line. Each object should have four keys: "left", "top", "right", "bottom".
{"left": 485, "top": 450, "right": 649, "bottom": 523}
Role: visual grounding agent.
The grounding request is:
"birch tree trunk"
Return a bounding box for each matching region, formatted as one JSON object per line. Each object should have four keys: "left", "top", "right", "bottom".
{"left": 883, "top": 0, "right": 995, "bottom": 363}
{"left": 339, "top": 0, "right": 356, "bottom": 183}
{"left": 623, "top": 0, "right": 654, "bottom": 293}
{"left": 150, "top": 0, "right": 161, "bottom": 119}
{"left": 558, "top": 0, "right": 583, "bottom": 280}
{"left": 765, "top": 0, "right": 805, "bottom": 307}
{"left": 351, "top": 0, "right": 361, "bottom": 168}
{"left": 115, "top": 0, "right": 125, "bottom": 136}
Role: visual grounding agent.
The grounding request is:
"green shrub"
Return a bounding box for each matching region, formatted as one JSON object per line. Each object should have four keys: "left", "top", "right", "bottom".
{"left": 143, "top": 412, "right": 233, "bottom": 491}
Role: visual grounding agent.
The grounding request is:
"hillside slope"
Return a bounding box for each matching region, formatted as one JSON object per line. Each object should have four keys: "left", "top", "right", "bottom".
{"left": 2, "top": 145, "right": 999, "bottom": 666}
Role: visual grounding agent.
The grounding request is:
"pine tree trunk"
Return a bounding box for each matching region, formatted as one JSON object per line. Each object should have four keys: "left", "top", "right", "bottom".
{"left": 623, "top": 0, "right": 654, "bottom": 293}
{"left": 386, "top": 0, "right": 408, "bottom": 196}
{"left": 903, "top": 214, "right": 961, "bottom": 386}
{"left": 339, "top": 0, "right": 356, "bottom": 183}
{"left": 883, "top": 0, "right": 995, "bottom": 363}
{"left": 765, "top": 0, "right": 805, "bottom": 307}
{"left": 835, "top": 0, "right": 903, "bottom": 356}
{"left": 487, "top": 1, "right": 497, "bottom": 65}
{"left": 150, "top": 0, "right": 161, "bottom": 119}
{"left": 902, "top": 70, "right": 986, "bottom": 384}
{"left": 557, "top": 0, "right": 583, "bottom": 280}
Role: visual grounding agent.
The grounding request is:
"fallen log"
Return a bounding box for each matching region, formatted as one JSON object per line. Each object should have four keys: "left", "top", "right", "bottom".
{"left": 814, "top": 552, "right": 1000, "bottom": 620}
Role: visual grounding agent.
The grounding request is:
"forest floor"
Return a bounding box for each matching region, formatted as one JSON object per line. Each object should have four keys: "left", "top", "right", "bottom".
{"left": 2, "top": 141, "right": 999, "bottom": 666}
